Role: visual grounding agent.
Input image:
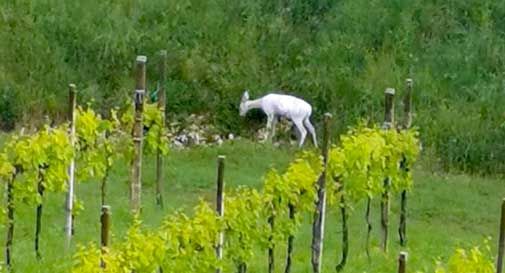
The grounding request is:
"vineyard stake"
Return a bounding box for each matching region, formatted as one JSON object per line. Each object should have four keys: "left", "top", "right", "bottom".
{"left": 156, "top": 50, "right": 167, "bottom": 208}
{"left": 100, "top": 205, "right": 111, "bottom": 268}
{"left": 497, "top": 198, "right": 505, "bottom": 273}
{"left": 215, "top": 155, "right": 225, "bottom": 273}
{"left": 365, "top": 197, "right": 372, "bottom": 261}
{"left": 65, "top": 83, "right": 77, "bottom": 249}
{"left": 100, "top": 135, "right": 111, "bottom": 206}
{"left": 381, "top": 87, "right": 395, "bottom": 253}
{"left": 398, "top": 251, "right": 407, "bottom": 273}
{"left": 336, "top": 179, "right": 349, "bottom": 272}
{"left": 130, "top": 55, "right": 147, "bottom": 215}
{"left": 35, "top": 168, "right": 46, "bottom": 259}
{"left": 239, "top": 263, "right": 247, "bottom": 273}
{"left": 268, "top": 213, "right": 275, "bottom": 273}
{"left": 284, "top": 204, "right": 295, "bottom": 273}
{"left": 399, "top": 78, "right": 413, "bottom": 247}
{"left": 384, "top": 88, "right": 395, "bottom": 128}
{"left": 402, "top": 79, "right": 413, "bottom": 130}
{"left": 5, "top": 173, "right": 16, "bottom": 271}
{"left": 311, "top": 113, "right": 332, "bottom": 273}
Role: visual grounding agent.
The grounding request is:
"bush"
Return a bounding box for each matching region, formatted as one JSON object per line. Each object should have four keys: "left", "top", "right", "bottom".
{"left": 0, "top": 86, "right": 18, "bottom": 131}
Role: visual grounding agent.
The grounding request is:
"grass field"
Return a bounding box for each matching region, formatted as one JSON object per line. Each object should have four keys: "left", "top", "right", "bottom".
{"left": 1, "top": 139, "right": 504, "bottom": 272}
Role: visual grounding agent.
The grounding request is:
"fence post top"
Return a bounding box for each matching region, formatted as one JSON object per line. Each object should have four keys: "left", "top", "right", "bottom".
{"left": 399, "top": 251, "right": 408, "bottom": 260}
{"left": 136, "top": 55, "right": 147, "bottom": 63}
{"left": 102, "top": 205, "right": 111, "bottom": 210}
{"left": 68, "top": 83, "right": 76, "bottom": 89}
{"left": 324, "top": 113, "right": 333, "bottom": 119}
{"left": 406, "top": 78, "right": 413, "bottom": 84}
{"left": 385, "top": 88, "right": 396, "bottom": 95}
{"left": 218, "top": 155, "right": 226, "bottom": 160}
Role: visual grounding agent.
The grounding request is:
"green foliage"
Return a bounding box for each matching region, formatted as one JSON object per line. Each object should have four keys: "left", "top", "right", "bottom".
{"left": 262, "top": 150, "right": 323, "bottom": 241}
{"left": 73, "top": 201, "right": 220, "bottom": 273}
{"left": 75, "top": 106, "right": 128, "bottom": 182}
{"left": 72, "top": 221, "right": 166, "bottom": 273}
{"left": 434, "top": 243, "right": 495, "bottom": 273}
{"left": 143, "top": 103, "right": 169, "bottom": 156}
{"left": 119, "top": 103, "right": 169, "bottom": 158}
{"left": 71, "top": 151, "right": 325, "bottom": 272}
{"left": 0, "top": 87, "right": 18, "bottom": 131}
{"left": 327, "top": 125, "right": 420, "bottom": 204}
{"left": 0, "top": 0, "right": 503, "bottom": 172}
{"left": 3, "top": 126, "right": 73, "bottom": 204}
{"left": 160, "top": 201, "right": 220, "bottom": 273}
{"left": 0, "top": 136, "right": 501, "bottom": 272}
{"left": 75, "top": 107, "right": 110, "bottom": 181}
{"left": 0, "top": 152, "right": 14, "bottom": 180}
{"left": 225, "top": 187, "right": 267, "bottom": 267}
{"left": 70, "top": 122, "right": 421, "bottom": 272}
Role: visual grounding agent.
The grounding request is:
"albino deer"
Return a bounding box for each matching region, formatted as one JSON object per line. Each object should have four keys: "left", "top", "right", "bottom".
{"left": 239, "top": 90, "right": 317, "bottom": 147}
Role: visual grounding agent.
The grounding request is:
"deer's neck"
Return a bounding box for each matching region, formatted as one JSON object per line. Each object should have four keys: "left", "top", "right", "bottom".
{"left": 246, "top": 99, "right": 263, "bottom": 111}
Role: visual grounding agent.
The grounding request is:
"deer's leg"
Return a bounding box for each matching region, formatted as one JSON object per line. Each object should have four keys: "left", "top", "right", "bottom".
{"left": 293, "top": 119, "right": 307, "bottom": 148}
{"left": 304, "top": 118, "right": 318, "bottom": 148}
{"left": 271, "top": 116, "right": 277, "bottom": 143}
{"left": 265, "top": 115, "right": 274, "bottom": 141}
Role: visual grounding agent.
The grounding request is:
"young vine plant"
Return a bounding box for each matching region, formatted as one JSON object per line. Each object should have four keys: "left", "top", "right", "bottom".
{"left": 70, "top": 122, "right": 420, "bottom": 273}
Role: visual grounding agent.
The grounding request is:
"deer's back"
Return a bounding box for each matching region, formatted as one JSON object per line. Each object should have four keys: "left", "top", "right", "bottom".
{"left": 261, "top": 93, "right": 312, "bottom": 119}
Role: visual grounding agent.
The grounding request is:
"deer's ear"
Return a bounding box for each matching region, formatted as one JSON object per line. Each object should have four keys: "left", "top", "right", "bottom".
{"left": 242, "top": 90, "right": 249, "bottom": 102}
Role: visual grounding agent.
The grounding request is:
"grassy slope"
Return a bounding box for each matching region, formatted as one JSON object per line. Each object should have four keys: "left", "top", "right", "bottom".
{"left": 1, "top": 139, "right": 504, "bottom": 272}
{"left": 2, "top": 0, "right": 505, "bottom": 173}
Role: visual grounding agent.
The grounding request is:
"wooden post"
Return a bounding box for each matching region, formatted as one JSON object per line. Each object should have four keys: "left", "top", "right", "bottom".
{"left": 311, "top": 113, "right": 332, "bottom": 273}
{"left": 215, "top": 155, "right": 225, "bottom": 273}
{"left": 381, "top": 88, "right": 395, "bottom": 253}
{"left": 402, "top": 79, "right": 413, "bottom": 129}
{"left": 383, "top": 88, "right": 395, "bottom": 130}
{"left": 284, "top": 204, "right": 295, "bottom": 273}
{"left": 268, "top": 214, "right": 275, "bottom": 273}
{"left": 100, "top": 205, "right": 111, "bottom": 268}
{"left": 100, "top": 131, "right": 113, "bottom": 207}
{"left": 101, "top": 140, "right": 110, "bottom": 207}
{"left": 398, "top": 252, "right": 407, "bottom": 273}
{"left": 65, "top": 83, "right": 77, "bottom": 249}
{"left": 399, "top": 190, "right": 407, "bottom": 246}
{"left": 35, "top": 170, "right": 45, "bottom": 260}
{"left": 497, "top": 198, "right": 505, "bottom": 273}
{"left": 130, "top": 55, "right": 147, "bottom": 215}
{"left": 238, "top": 263, "right": 247, "bottom": 273}
{"left": 156, "top": 50, "right": 167, "bottom": 208}
{"left": 365, "top": 197, "right": 372, "bottom": 261}
{"left": 5, "top": 174, "right": 16, "bottom": 271}
{"left": 399, "top": 79, "right": 413, "bottom": 247}
{"left": 336, "top": 180, "right": 349, "bottom": 272}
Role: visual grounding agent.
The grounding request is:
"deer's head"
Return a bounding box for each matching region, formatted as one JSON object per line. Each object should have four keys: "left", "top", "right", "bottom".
{"left": 239, "top": 90, "right": 249, "bottom": 116}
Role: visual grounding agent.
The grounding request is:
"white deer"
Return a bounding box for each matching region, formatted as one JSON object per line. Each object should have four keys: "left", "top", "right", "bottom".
{"left": 239, "top": 90, "right": 318, "bottom": 148}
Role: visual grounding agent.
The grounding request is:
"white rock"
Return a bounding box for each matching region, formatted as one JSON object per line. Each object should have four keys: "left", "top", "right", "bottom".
{"left": 172, "top": 140, "right": 184, "bottom": 148}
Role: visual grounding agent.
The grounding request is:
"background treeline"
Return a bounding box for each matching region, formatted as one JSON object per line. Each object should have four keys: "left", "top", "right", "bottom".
{"left": 1, "top": 0, "right": 504, "bottom": 173}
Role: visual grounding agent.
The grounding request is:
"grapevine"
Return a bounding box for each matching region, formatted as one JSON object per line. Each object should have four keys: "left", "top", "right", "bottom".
{"left": 326, "top": 123, "right": 420, "bottom": 270}
{"left": 434, "top": 243, "right": 495, "bottom": 273}
{"left": 70, "top": 123, "right": 420, "bottom": 273}
{"left": 1, "top": 125, "right": 73, "bottom": 259}
{"left": 119, "top": 102, "right": 169, "bottom": 157}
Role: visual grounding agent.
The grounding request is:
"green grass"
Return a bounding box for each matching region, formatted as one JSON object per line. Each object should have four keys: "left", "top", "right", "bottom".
{"left": 2, "top": 140, "right": 504, "bottom": 272}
